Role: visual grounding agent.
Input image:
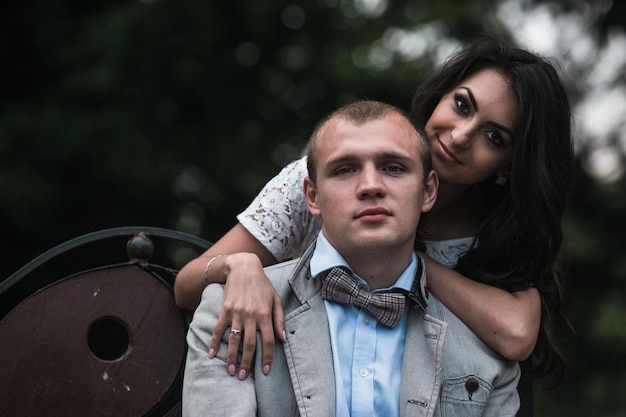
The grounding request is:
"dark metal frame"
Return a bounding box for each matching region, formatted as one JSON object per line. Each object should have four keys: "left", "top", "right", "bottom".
{"left": 0, "top": 226, "right": 212, "bottom": 417}
{"left": 0, "top": 226, "right": 211, "bottom": 297}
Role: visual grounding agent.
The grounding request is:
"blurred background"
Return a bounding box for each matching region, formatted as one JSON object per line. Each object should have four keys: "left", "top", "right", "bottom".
{"left": 1, "top": 0, "right": 624, "bottom": 415}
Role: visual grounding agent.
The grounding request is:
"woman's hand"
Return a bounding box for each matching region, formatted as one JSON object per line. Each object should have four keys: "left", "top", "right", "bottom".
{"left": 207, "top": 253, "right": 286, "bottom": 380}
{"left": 175, "top": 224, "right": 286, "bottom": 378}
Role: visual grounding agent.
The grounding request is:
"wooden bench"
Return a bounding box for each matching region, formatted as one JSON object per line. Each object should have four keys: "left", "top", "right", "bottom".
{"left": 0, "top": 227, "right": 210, "bottom": 417}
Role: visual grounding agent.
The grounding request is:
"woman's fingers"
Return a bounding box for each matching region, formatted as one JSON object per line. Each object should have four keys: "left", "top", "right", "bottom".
{"left": 226, "top": 324, "right": 243, "bottom": 377}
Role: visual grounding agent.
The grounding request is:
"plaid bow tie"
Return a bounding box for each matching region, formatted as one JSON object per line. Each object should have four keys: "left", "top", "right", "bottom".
{"left": 320, "top": 267, "right": 407, "bottom": 328}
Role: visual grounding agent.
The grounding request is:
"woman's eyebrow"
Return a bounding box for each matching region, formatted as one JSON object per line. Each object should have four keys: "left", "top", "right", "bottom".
{"left": 461, "top": 86, "right": 514, "bottom": 136}
{"left": 460, "top": 87, "right": 478, "bottom": 111}
{"left": 487, "top": 121, "right": 514, "bottom": 136}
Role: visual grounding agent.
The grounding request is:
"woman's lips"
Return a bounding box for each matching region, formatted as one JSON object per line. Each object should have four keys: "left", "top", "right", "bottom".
{"left": 435, "top": 137, "right": 462, "bottom": 164}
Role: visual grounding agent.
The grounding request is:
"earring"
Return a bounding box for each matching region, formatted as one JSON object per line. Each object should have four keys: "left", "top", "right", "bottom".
{"left": 495, "top": 175, "right": 509, "bottom": 186}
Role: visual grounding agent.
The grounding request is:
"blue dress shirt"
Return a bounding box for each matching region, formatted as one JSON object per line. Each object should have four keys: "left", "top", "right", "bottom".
{"left": 309, "top": 232, "right": 418, "bottom": 417}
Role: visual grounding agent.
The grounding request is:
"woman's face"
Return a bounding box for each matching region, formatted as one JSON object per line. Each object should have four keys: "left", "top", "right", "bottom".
{"left": 425, "top": 68, "right": 518, "bottom": 186}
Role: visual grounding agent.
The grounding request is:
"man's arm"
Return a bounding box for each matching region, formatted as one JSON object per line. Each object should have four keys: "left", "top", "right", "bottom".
{"left": 182, "top": 284, "right": 257, "bottom": 417}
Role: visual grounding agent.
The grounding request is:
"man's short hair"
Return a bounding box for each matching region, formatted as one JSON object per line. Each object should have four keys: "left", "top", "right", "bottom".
{"left": 305, "top": 100, "right": 431, "bottom": 183}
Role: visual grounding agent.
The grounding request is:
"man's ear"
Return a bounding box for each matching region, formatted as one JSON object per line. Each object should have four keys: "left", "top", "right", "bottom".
{"left": 421, "top": 169, "right": 438, "bottom": 213}
{"left": 303, "top": 176, "right": 321, "bottom": 217}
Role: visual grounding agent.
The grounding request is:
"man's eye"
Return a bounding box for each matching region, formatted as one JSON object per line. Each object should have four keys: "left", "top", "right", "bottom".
{"left": 336, "top": 167, "right": 354, "bottom": 175}
{"left": 384, "top": 165, "right": 403, "bottom": 173}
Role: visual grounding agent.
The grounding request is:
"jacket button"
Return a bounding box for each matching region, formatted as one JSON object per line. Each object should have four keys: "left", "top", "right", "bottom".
{"left": 465, "top": 377, "right": 479, "bottom": 393}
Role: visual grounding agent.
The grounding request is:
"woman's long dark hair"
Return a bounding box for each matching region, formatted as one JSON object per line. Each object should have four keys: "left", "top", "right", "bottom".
{"left": 411, "top": 36, "right": 574, "bottom": 378}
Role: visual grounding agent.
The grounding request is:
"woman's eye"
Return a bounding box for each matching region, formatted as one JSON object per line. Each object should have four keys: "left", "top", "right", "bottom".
{"left": 455, "top": 95, "right": 470, "bottom": 115}
{"left": 486, "top": 131, "right": 505, "bottom": 147}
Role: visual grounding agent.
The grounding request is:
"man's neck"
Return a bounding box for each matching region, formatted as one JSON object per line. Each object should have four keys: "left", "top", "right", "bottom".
{"left": 341, "top": 248, "right": 413, "bottom": 290}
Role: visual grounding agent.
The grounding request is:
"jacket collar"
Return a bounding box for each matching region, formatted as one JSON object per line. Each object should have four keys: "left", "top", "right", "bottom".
{"left": 291, "top": 240, "right": 428, "bottom": 311}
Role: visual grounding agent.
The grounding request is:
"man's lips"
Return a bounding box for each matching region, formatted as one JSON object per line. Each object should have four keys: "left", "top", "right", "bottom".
{"left": 355, "top": 207, "right": 392, "bottom": 220}
{"left": 435, "top": 137, "right": 462, "bottom": 164}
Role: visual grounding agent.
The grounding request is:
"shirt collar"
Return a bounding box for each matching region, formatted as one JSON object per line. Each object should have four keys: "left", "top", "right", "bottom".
{"left": 309, "top": 232, "right": 418, "bottom": 296}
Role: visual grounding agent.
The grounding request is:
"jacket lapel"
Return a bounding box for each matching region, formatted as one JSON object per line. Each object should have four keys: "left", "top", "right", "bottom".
{"left": 282, "top": 247, "right": 336, "bottom": 417}
{"left": 400, "top": 305, "right": 447, "bottom": 417}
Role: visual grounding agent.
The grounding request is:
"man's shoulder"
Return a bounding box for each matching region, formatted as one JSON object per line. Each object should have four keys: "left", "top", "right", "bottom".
{"left": 264, "top": 258, "right": 302, "bottom": 277}
{"left": 263, "top": 258, "right": 306, "bottom": 290}
{"left": 426, "top": 295, "right": 515, "bottom": 365}
{"left": 426, "top": 296, "right": 475, "bottom": 336}
{"left": 425, "top": 295, "right": 493, "bottom": 354}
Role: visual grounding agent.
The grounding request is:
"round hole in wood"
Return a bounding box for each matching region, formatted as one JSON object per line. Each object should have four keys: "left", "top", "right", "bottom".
{"left": 87, "top": 317, "right": 130, "bottom": 361}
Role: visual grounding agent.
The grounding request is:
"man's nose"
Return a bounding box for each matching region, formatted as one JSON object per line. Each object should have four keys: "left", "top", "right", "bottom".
{"left": 357, "top": 166, "right": 385, "bottom": 198}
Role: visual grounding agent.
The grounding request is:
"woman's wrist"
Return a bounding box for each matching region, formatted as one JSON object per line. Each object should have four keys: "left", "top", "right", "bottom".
{"left": 222, "top": 252, "right": 265, "bottom": 284}
{"left": 203, "top": 255, "right": 225, "bottom": 284}
{"left": 200, "top": 252, "right": 266, "bottom": 288}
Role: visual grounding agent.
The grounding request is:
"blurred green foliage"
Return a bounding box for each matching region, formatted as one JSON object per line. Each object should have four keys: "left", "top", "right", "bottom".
{"left": 1, "top": 0, "right": 625, "bottom": 415}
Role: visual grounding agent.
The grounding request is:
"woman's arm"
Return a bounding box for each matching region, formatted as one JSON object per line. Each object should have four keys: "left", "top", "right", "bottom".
{"left": 175, "top": 224, "right": 285, "bottom": 380}
{"left": 421, "top": 253, "right": 540, "bottom": 360}
{"left": 175, "top": 156, "right": 316, "bottom": 379}
{"left": 175, "top": 224, "right": 278, "bottom": 309}
{"left": 175, "top": 156, "right": 311, "bottom": 309}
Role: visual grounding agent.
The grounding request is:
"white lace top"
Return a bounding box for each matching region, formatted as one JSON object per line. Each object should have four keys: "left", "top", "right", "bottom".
{"left": 237, "top": 156, "right": 473, "bottom": 268}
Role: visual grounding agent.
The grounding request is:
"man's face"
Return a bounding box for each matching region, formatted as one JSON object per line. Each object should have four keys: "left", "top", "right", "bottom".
{"left": 304, "top": 113, "right": 437, "bottom": 259}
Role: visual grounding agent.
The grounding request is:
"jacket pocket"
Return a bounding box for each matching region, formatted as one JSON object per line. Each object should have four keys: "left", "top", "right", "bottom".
{"left": 440, "top": 375, "right": 492, "bottom": 417}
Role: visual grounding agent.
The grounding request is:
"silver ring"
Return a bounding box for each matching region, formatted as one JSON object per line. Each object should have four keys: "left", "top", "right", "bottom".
{"left": 230, "top": 329, "right": 242, "bottom": 336}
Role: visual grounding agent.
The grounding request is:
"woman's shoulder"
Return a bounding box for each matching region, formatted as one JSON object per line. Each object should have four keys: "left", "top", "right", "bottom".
{"left": 278, "top": 155, "right": 308, "bottom": 181}
{"left": 237, "top": 155, "right": 320, "bottom": 261}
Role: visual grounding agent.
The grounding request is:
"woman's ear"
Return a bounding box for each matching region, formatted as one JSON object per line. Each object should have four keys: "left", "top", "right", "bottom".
{"left": 303, "top": 176, "right": 321, "bottom": 217}
{"left": 421, "top": 169, "right": 438, "bottom": 213}
{"left": 495, "top": 170, "right": 510, "bottom": 186}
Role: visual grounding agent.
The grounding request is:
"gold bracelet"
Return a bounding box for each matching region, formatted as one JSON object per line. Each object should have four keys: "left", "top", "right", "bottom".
{"left": 203, "top": 255, "right": 225, "bottom": 284}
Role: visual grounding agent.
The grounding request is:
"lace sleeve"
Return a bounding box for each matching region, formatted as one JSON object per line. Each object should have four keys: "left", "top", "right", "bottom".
{"left": 424, "top": 237, "right": 474, "bottom": 268}
{"left": 237, "top": 156, "right": 321, "bottom": 262}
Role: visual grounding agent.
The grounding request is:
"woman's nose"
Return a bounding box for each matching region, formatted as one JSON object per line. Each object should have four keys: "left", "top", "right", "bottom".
{"left": 451, "top": 122, "right": 474, "bottom": 149}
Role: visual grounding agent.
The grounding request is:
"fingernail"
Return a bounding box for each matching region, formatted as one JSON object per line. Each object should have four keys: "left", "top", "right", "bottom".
{"left": 282, "top": 330, "right": 287, "bottom": 340}
{"left": 228, "top": 364, "right": 236, "bottom": 376}
{"left": 263, "top": 364, "right": 271, "bottom": 375}
{"left": 208, "top": 348, "right": 215, "bottom": 358}
{"left": 238, "top": 369, "right": 247, "bottom": 380}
